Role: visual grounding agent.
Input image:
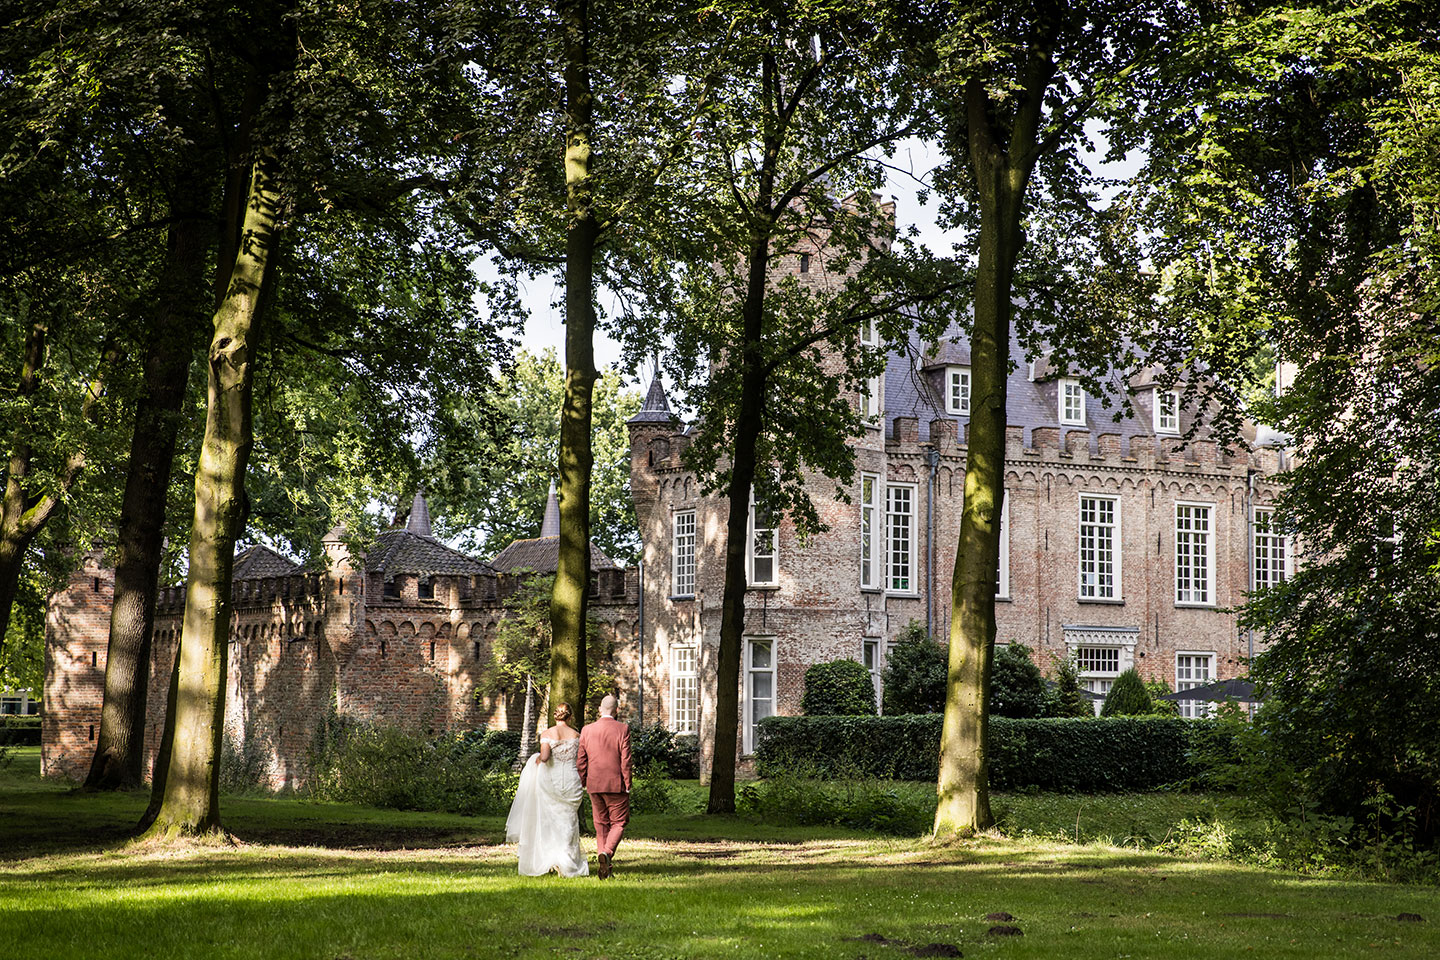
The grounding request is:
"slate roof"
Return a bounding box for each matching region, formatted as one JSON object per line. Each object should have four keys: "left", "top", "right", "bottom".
{"left": 365, "top": 529, "right": 494, "bottom": 577}
{"left": 489, "top": 537, "right": 619, "bottom": 575}
{"left": 232, "top": 545, "right": 301, "bottom": 581}
{"left": 884, "top": 322, "right": 1256, "bottom": 449}
{"left": 628, "top": 374, "right": 677, "bottom": 424}
{"left": 539, "top": 482, "right": 561, "bottom": 539}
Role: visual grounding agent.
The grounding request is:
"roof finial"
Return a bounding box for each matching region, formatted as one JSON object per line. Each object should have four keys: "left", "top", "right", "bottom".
{"left": 406, "top": 490, "right": 433, "bottom": 538}
{"left": 540, "top": 480, "right": 561, "bottom": 538}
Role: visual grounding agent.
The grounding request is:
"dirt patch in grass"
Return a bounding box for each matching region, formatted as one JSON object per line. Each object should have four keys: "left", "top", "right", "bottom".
{"left": 844, "top": 933, "right": 962, "bottom": 957}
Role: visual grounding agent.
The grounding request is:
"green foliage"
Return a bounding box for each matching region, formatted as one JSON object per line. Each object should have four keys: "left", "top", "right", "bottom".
{"left": 629, "top": 761, "right": 680, "bottom": 815}
{"left": 756, "top": 715, "right": 1214, "bottom": 792}
{"left": 1049, "top": 658, "right": 1094, "bottom": 719}
{"left": 309, "top": 719, "right": 519, "bottom": 816}
{"left": 1145, "top": 680, "right": 1181, "bottom": 717}
{"left": 989, "top": 644, "right": 1050, "bottom": 719}
{"left": 1101, "top": 669, "right": 1154, "bottom": 717}
{"left": 431, "top": 350, "right": 641, "bottom": 564}
{"left": 0, "top": 716, "right": 40, "bottom": 747}
{"left": 739, "top": 767, "right": 934, "bottom": 836}
{"left": 880, "top": 621, "right": 948, "bottom": 715}
{"left": 801, "top": 660, "right": 876, "bottom": 717}
{"left": 628, "top": 724, "right": 699, "bottom": 780}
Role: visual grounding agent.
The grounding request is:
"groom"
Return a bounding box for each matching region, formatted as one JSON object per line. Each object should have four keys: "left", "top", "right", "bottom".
{"left": 576, "top": 694, "right": 632, "bottom": 880}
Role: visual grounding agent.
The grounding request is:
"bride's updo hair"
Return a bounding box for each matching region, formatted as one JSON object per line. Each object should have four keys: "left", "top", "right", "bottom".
{"left": 554, "top": 702, "right": 573, "bottom": 723}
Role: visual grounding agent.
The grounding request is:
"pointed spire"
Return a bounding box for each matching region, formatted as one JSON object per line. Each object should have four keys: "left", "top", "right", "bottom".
{"left": 406, "top": 490, "right": 433, "bottom": 538}
{"left": 539, "top": 480, "right": 561, "bottom": 539}
{"left": 628, "top": 372, "right": 674, "bottom": 423}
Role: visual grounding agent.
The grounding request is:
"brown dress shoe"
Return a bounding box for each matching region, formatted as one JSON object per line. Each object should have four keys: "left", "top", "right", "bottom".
{"left": 597, "top": 853, "right": 611, "bottom": 879}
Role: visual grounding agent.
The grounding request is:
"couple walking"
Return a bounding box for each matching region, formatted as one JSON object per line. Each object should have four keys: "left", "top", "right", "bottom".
{"left": 505, "top": 694, "right": 632, "bottom": 879}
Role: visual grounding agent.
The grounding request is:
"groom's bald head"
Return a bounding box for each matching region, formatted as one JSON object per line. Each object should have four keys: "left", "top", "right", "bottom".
{"left": 599, "top": 694, "right": 617, "bottom": 717}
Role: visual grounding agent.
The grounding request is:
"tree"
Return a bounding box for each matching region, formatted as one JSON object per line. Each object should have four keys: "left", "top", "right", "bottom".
{"left": 988, "top": 643, "right": 1048, "bottom": 719}
{"left": 880, "top": 621, "right": 949, "bottom": 715}
{"left": 1099, "top": 668, "right": 1153, "bottom": 717}
{"left": 669, "top": 0, "right": 960, "bottom": 815}
{"left": 431, "top": 349, "right": 641, "bottom": 564}
{"left": 1049, "top": 658, "right": 1093, "bottom": 719}
{"left": 927, "top": 2, "right": 1195, "bottom": 836}
{"left": 1126, "top": 1, "right": 1440, "bottom": 844}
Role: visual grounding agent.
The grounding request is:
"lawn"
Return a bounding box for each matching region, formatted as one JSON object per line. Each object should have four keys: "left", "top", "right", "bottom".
{"left": 2, "top": 746, "right": 1436, "bottom": 959}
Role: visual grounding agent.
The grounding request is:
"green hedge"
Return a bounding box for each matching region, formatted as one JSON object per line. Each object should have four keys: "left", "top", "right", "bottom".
{"left": 754, "top": 714, "right": 1222, "bottom": 791}
{"left": 0, "top": 716, "right": 41, "bottom": 746}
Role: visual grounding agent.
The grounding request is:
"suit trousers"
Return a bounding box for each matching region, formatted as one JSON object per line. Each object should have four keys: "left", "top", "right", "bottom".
{"left": 588, "top": 791, "right": 630, "bottom": 857}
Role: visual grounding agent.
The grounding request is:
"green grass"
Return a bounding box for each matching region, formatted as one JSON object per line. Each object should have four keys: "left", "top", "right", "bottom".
{"left": 3, "top": 747, "right": 1437, "bottom": 959}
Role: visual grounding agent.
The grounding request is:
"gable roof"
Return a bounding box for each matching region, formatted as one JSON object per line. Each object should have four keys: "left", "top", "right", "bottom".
{"left": 489, "top": 537, "right": 619, "bottom": 575}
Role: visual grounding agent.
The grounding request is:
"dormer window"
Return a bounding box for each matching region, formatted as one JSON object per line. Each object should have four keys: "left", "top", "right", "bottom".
{"left": 1060, "top": 379, "right": 1086, "bottom": 425}
{"left": 383, "top": 578, "right": 401, "bottom": 600}
{"left": 946, "top": 366, "right": 971, "bottom": 416}
{"left": 1154, "top": 389, "right": 1180, "bottom": 434}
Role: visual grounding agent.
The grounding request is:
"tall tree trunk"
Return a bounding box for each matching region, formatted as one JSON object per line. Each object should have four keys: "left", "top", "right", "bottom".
{"left": 708, "top": 52, "right": 782, "bottom": 814}
{"left": 549, "top": 0, "right": 596, "bottom": 725}
{"left": 141, "top": 146, "right": 283, "bottom": 839}
{"left": 137, "top": 650, "right": 181, "bottom": 831}
{"left": 84, "top": 215, "right": 209, "bottom": 791}
{"left": 933, "top": 67, "right": 1047, "bottom": 837}
{"left": 0, "top": 324, "right": 105, "bottom": 655}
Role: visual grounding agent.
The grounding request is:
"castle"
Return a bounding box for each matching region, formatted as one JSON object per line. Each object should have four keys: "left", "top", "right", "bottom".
{"left": 43, "top": 222, "right": 1290, "bottom": 785}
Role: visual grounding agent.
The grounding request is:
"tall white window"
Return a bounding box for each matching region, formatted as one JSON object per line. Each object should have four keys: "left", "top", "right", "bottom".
{"left": 1175, "top": 503, "right": 1215, "bottom": 605}
{"left": 672, "top": 511, "right": 696, "bottom": 597}
{"left": 1078, "top": 495, "right": 1120, "bottom": 600}
{"left": 862, "top": 375, "right": 882, "bottom": 418}
{"left": 947, "top": 366, "right": 971, "bottom": 415}
{"left": 1061, "top": 378, "right": 1086, "bottom": 425}
{"left": 859, "top": 317, "right": 879, "bottom": 347}
{"left": 1155, "top": 389, "right": 1180, "bottom": 434}
{"left": 748, "top": 503, "right": 778, "bottom": 587}
{"left": 671, "top": 646, "right": 699, "bottom": 734}
{"left": 863, "top": 638, "right": 883, "bottom": 709}
{"left": 860, "top": 474, "right": 881, "bottom": 589}
{"left": 885, "top": 484, "right": 915, "bottom": 592}
{"left": 1076, "top": 646, "right": 1121, "bottom": 698}
{"left": 996, "top": 492, "right": 1011, "bottom": 599}
{"left": 743, "top": 637, "right": 775, "bottom": 754}
{"left": 1175, "top": 652, "right": 1215, "bottom": 719}
{"left": 1252, "top": 507, "right": 1289, "bottom": 590}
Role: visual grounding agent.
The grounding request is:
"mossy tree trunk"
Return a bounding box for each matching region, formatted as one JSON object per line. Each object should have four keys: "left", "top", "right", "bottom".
{"left": 85, "top": 214, "right": 209, "bottom": 791}
{"left": 548, "top": 0, "right": 596, "bottom": 726}
{"left": 934, "top": 63, "right": 1051, "bottom": 837}
{"left": 141, "top": 146, "right": 283, "bottom": 839}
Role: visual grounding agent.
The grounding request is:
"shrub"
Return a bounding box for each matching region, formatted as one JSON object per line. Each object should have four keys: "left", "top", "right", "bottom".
{"left": 628, "top": 760, "right": 679, "bottom": 814}
{"left": 1100, "top": 669, "right": 1153, "bottom": 717}
{"left": 1050, "top": 659, "right": 1093, "bottom": 718}
{"left": 880, "top": 621, "right": 947, "bottom": 715}
{"left": 0, "top": 715, "right": 41, "bottom": 746}
{"left": 990, "top": 644, "right": 1049, "bottom": 718}
{"left": 628, "top": 723, "right": 699, "bottom": 779}
{"left": 738, "top": 765, "right": 933, "bottom": 835}
{"left": 755, "top": 713, "right": 1217, "bottom": 791}
{"left": 802, "top": 659, "right": 876, "bottom": 716}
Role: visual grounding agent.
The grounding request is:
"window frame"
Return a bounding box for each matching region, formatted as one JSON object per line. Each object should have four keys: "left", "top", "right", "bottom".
{"left": 1060, "top": 378, "right": 1087, "bottom": 426}
{"left": 1175, "top": 651, "right": 1216, "bottom": 720}
{"left": 885, "top": 482, "right": 918, "bottom": 594}
{"left": 946, "top": 366, "right": 972, "bottom": 415}
{"left": 1252, "top": 506, "right": 1290, "bottom": 591}
{"left": 742, "top": 636, "right": 777, "bottom": 755}
{"left": 747, "top": 502, "right": 779, "bottom": 588}
{"left": 859, "top": 317, "right": 879, "bottom": 347}
{"left": 1077, "top": 494, "right": 1122, "bottom": 601}
{"left": 1075, "top": 645, "right": 1121, "bottom": 699}
{"left": 671, "top": 645, "right": 699, "bottom": 735}
{"left": 1174, "top": 501, "right": 1217, "bottom": 606}
{"left": 1154, "top": 388, "right": 1180, "bottom": 434}
{"left": 861, "top": 374, "right": 883, "bottom": 419}
{"left": 862, "top": 638, "right": 883, "bottom": 710}
{"left": 860, "top": 473, "right": 882, "bottom": 590}
{"left": 996, "top": 491, "right": 1011, "bottom": 600}
{"left": 672, "top": 510, "right": 697, "bottom": 599}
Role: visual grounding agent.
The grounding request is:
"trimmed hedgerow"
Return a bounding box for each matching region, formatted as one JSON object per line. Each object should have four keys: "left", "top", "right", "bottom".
{"left": 801, "top": 659, "right": 876, "bottom": 716}
{"left": 754, "top": 714, "right": 1217, "bottom": 791}
{"left": 0, "top": 716, "right": 41, "bottom": 746}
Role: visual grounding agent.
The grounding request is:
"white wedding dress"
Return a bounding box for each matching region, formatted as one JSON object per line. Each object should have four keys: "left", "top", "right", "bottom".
{"left": 505, "top": 737, "right": 588, "bottom": 877}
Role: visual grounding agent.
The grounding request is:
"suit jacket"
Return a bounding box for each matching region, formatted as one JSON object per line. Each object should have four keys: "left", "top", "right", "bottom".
{"left": 576, "top": 716, "right": 632, "bottom": 794}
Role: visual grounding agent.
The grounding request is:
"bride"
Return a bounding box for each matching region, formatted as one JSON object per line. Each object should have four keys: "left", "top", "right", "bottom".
{"left": 505, "top": 702, "right": 588, "bottom": 877}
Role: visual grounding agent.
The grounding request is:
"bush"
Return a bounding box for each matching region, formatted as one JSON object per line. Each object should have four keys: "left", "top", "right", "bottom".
{"left": 309, "top": 719, "right": 519, "bottom": 815}
{"left": 738, "top": 765, "right": 933, "bottom": 835}
{"left": 628, "top": 723, "right": 699, "bottom": 779}
{"left": 802, "top": 659, "right": 876, "bottom": 716}
{"left": 990, "top": 644, "right": 1049, "bottom": 718}
{"left": 1100, "top": 669, "right": 1153, "bottom": 717}
{"left": 755, "top": 714, "right": 1219, "bottom": 791}
{"left": 1050, "top": 659, "right": 1093, "bottom": 718}
{"left": 628, "top": 760, "right": 680, "bottom": 814}
{"left": 0, "top": 715, "right": 41, "bottom": 746}
{"left": 880, "top": 621, "right": 947, "bottom": 715}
